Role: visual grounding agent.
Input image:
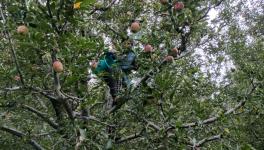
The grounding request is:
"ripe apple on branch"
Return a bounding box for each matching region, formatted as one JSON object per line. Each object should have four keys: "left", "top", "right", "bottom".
{"left": 53, "top": 60, "right": 63, "bottom": 73}
{"left": 17, "top": 25, "right": 29, "bottom": 34}
{"left": 174, "top": 2, "right": 184, "bottom": 11}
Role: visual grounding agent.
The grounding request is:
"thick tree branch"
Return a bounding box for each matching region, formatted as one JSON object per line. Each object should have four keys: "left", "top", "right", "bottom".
{"left": 0, "top": 126, "right": 44, "bottom": 150}
{"left": 22, "top": 104, "right": 59, "bottom": 129}
{"left": 30, "top": 86, "right": 57, "bottom": 101}
{"left": 51, "top": 50, "right": 74, "bottom": 120}
{"left": 109, "top": 52, "right": 192, "bottom": 113}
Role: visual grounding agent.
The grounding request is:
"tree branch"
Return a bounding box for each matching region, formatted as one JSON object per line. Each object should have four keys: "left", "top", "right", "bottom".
{"left": 0, "top": 126, "right": 44, "bottom": 150}
{"left": 166, "top": 85, "right": 257, "bottom": 131}
{"left": 76, "top": 115, "right": 115, "bottom": 127}
{"left": 196, "top": 0, "right": 225, "bottom": 22}
{"left": 115, "top": 129, "right": 145, "bottom": 144}
{"left": 51, "top": 50, "right": 74, "bottom": 120}
{"left": 0, "top": 86, "right": 22, "bottom": 94}
{"left": 30, "top": 86, "right": 57, "bottom": 101}
{"left": 22, "top": 104, "right": 59, "bottom": 129}
{"left": 194, "top": 134, "right": 222, "bottom": 148}
{"left": 108, "top": 52, "right": 192, "bottom": 113}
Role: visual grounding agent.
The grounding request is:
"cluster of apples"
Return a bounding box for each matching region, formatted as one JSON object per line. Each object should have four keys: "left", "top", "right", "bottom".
{"left": 165, "top": 47, "right": 180, "bottom": 62}
{"left": 127, "top": 1, "right": 184, "bottom": 63}
{"left": 129, "top": 24, "right": 179, "bottom": 63}
{"left": 16, "top": 25, "right": 64, "bottom": 75}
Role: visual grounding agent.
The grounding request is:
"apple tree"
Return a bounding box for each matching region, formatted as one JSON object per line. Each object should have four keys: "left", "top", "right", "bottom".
{"left": 0, "top": 0, "right": 263, "bottom": 149}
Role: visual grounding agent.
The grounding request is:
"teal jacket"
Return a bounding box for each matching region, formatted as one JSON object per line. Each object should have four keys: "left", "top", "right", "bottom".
{"left": 92, "top": 52, "right": 117, "bottom": 75}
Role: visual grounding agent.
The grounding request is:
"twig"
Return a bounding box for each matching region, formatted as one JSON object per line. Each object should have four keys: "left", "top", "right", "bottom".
{"left": 115, "top": 129, "right": 145, "bottom": 144}
{"left": 30, "top": 86, "right": 57, "bottom": 100}
{"left": 76, "top": 115, "right": 115, "bottom": 127}
{"left": 62, "top": 91, "right": 83, "bottom": 102}
{"left": 46, "top": 0, "right": 60, "bottom": 34}
{"left": 196, "top": 0, "right": 224, "bottom": 22}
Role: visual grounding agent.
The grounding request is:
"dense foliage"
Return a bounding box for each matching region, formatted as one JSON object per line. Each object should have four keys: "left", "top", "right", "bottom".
{"left": 0, "top": 0, "right": 263, "bottom": 149}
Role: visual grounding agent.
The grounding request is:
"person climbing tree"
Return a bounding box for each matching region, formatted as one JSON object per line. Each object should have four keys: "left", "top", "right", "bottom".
{"left": 91, "top": 40, "right": 137, "bottom": 106}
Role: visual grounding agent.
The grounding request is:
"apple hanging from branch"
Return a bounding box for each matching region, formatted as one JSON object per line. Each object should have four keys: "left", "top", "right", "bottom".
{"left": 130, "top": 21, "right": 141, "bottom": 33}
{"left": 174, "top": 2, "right": 184, "bottom": 11}
{"left": 144, "top": 44, "right": 154, "bottom": 53}
{"left": 17, "top": 25, "right": 29, "bottom": 34}
{"left": 53, "top": 60, "right": 64, "bottom": 73}
{"left": 164, "top": 55, "right": 174, "bottom": 62}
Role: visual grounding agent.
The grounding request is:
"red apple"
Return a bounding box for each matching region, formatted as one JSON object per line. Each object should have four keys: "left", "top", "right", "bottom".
{"left": 131, "top": 22, "right": 140, "bottom": 33}
{"left": 164, "top": 55, "right": 174, "bottom": 62}
{"left": 144, "top": 44, "right": 153, "bottom": 53}
{"left": 53, "top": 60, "right": 63, "bottom": 73}
{"left": 17, "top": 25, "right": 29, "bottom": 34}
{"left": 174, "top": 2, "right": 184, "bottom": 11}
{"left": 160, "top": 0, "right": 168, "bottom": 5}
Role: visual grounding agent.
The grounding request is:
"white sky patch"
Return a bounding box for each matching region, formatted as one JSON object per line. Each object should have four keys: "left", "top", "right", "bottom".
{"left": 208, "top": 8, "right": 218, "bottom": 22}
{"left": 194, "top": 9, "right": 235, "bottom": 86}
